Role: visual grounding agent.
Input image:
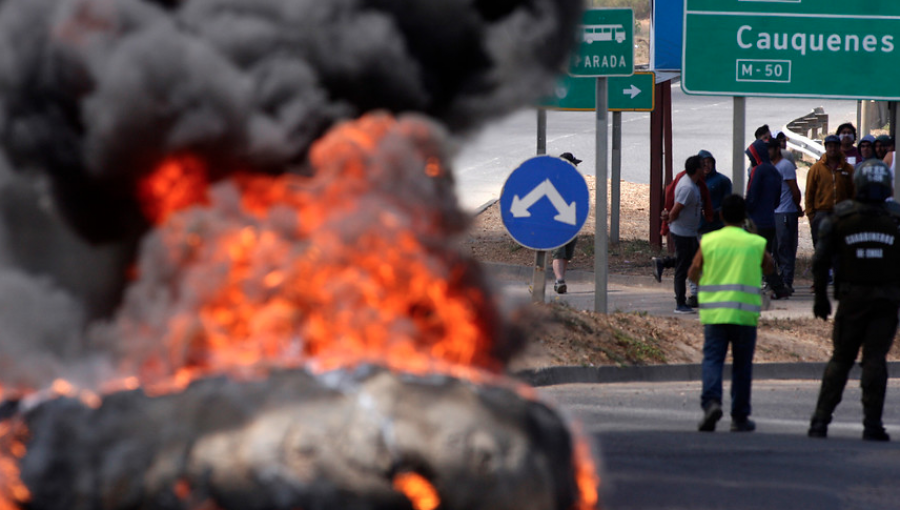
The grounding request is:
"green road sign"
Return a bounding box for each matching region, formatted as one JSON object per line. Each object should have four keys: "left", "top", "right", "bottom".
{"left": 541, "top": 72, "right": 656, "bottom": 111}
{"left": 683, "top": 1, "right": 900, "bottom": 99}
{"left": 569, "top": 8, "right": 634, "bottom": 77}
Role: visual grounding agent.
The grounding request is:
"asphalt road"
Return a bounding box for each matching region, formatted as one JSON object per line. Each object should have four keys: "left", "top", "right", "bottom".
{"left": 452, "top": 82, "right": 858, "bottom": 211}
{"left": 541, "top": 380, "right": 900, "bottom": 510}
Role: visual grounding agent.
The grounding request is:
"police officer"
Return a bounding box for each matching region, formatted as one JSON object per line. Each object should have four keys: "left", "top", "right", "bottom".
{"left": 809, "top": 159, "right": 900, "bottom": 441}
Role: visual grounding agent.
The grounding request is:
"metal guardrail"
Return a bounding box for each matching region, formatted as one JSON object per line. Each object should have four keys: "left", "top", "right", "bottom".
{"left": 782, "top": 107, "right": 828, "bottom": 161}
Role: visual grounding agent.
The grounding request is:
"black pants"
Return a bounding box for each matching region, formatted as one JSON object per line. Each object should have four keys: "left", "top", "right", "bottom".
{"left": 812, "top": 299, "right": 899, "bottom": 429}
{"left": 757, "top": 227, "right": 787, "bottom": 292}
{"left": 672, "top": 233, "right": 699, "bottom": 306}
{"left": 810, "top": 212, "right": 829, "bottom": 247}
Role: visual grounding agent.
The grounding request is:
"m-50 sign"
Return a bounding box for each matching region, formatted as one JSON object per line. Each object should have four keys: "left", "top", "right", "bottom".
{"left": 682, "top": 0, "right": 900, "bottom": 100}
{"left": 736, "top": 60, "right": 791, "bottom": 83}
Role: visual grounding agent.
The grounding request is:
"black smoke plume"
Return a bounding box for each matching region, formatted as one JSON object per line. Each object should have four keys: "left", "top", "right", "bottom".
{"left": 0, "top": 0, "right": 580, "bottom": 242}
{"left": 0, "top": 0, "right": 580, "bottom": 394}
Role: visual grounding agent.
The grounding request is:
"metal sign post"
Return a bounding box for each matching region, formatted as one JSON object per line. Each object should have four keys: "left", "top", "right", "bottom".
{"left": 595, "top": 78, "right": 609, "bottom": 314}
{"left": 611, "top": 110, "right": 622, "bottom": 244}
{"left": 733, "top": 97, "right": 746, "bottom": 193}
{"left": 569, "top": 7, "right": 633, "bottom": 314}
{"left": 533, "top": 109, "right": 549, "bottom": 303}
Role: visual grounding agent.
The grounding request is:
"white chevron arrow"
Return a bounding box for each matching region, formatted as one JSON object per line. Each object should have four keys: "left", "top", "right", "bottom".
{"left": 510, "top": 179, "right": 578, "bottom": 225}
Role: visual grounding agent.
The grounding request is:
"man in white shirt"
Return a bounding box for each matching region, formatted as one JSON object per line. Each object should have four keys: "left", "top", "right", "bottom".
{"left": 770, "top": 138, "right": 802, "bottom": 294}
{"left": 667, "top": 155, "right": 704, "bottom": 314}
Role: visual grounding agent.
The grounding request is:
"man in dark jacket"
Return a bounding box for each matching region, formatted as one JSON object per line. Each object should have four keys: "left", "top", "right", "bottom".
{"left": 746, "top": 138, "right": 790, "bottom": 299}
{"left": 809, "top": 159, "right": 900, "bottom": 441}
{"left": 697, "top": 150, "right": 732, "bottom": 235}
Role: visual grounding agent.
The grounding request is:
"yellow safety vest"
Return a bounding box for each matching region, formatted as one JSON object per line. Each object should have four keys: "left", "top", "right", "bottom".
{"left": 698, "top": 226, "right": 766, "bottom": 326}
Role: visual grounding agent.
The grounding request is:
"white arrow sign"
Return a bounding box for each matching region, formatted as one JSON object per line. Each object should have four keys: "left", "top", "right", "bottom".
{"left": 623, "top": 84, "right": 641, "bottom": 99}
{"left": 510, "top": 179, "right": 578, "bottom": 225}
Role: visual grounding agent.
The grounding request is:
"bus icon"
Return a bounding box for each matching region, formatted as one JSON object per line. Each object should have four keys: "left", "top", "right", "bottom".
{"left": 581, "top": 24, "right": 627, "bottom": 44}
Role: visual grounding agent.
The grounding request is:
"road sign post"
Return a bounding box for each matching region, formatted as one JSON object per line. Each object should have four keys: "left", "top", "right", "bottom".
{"left": 683, "top": 1, "right": 900, "bottom": 100}
{"left": 611, "top": 111, "right": 621, "bottom": 244}
{"left": 595, "top": 79, "right": 609, "bottom": 314}
{"left": 733, "top": 97, "right": 746, "bottom": 193}
{"left": 534, "top": 110, "right": 548, "bottom": 303}
{"left": 569, "top": 7, "right": 634, "bottom": 313}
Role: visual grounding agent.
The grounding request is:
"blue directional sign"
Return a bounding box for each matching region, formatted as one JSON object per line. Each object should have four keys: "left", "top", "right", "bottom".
{"left": 500, "top": 156, "right": 590, "bottom": 251}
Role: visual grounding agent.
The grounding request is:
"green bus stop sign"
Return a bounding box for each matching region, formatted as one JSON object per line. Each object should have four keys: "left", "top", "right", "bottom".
{"left": 569, "top": 8, "right": 634, "bottom": 78}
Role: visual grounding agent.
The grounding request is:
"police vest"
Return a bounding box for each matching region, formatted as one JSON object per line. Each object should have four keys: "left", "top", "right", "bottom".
{"left": 698, "top": 226, "right": 766, "bottom": 326}
{"left": 832, "top": 201, "right": 900, "bottom": 287}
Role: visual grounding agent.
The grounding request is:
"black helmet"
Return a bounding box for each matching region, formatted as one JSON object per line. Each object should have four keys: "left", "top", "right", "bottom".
{"left": 854, "top": 159, "right": 893, "bottom": 203}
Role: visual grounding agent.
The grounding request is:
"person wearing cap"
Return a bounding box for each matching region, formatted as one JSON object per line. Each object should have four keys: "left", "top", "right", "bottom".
{"left": 874, "top": 134, "right": 893, "bottom": 161}
{"left": 770, "top": 137, "right": 802, "bottom": 293}
{"left": 836, "top": 122, "right": 861, "bottom": 166}
{"left": 772, "top": 130, "right": 795, "bottom": 165}
{"left": 805, "top": 134, "right": 855, "bottom": 246}
{"left": 857, "top": 134, "right": 877, "bottom": 169}
{"left": 808, "top": 159, "right": 900, "bottom": 442}
{"left": 551, "top": 152, "right": 582, "bottom": 294}
{"left": 697, "top": 150, "right": 732, "bottom": 236}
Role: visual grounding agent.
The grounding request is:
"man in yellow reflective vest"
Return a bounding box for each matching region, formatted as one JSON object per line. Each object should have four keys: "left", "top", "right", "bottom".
{"left": 688, "top": 194, "right": 775, "bottom": 432}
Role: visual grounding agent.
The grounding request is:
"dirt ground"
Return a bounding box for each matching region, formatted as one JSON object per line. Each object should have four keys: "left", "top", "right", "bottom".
{"left": 459, "top": 176, "right": 900, "bottom": 370}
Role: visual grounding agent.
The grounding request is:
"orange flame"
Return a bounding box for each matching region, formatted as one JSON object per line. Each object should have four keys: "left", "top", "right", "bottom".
{"left": 137, "top": 154, "right": 210, "bottom": 224}
{"left": 392, "top": 472, "right": 440, "bottom": 510}
{"left": 172, "top": 478, "right": 226, "bottom": 510}
{"left": 572, "top": 434, "right": 600, "bottom": 510}
{"left": 0, "top": 112, "right": 598, "bottom": 508}
{"left": 111, "top": 113, "right": 504, "bottom": 394}
{"left": 0, "top": 419, "right": 30, "bottom": 510}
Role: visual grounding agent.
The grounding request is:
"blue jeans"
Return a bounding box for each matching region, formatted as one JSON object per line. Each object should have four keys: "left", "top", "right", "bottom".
{"left": 774, "top": 212, "right": 800, "bottom": 287}
{"left": 701, "top": 324, "right": 757, "bottom": 421}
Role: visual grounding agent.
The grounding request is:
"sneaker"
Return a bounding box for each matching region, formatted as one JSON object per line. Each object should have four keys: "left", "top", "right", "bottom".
{"left": 686, "top": 295, "right": 699, "bottom": 308}
{"left": 554, "top": 280, "right": 567, "bottom": 294}
{"left": 730, "top": 419, "right": 756, "bottom": 432}
{"left": 698, "top": 402, "right": 723, "bottom": 432}
{"left": 863, "top": 427, "right": 890, "bottom": 442}
{"left": 770, "top": 288, "right": 791, "bottom": 300}
{"left": 808, "top": 420, "right": 828, "bottom": 438}
{"left": 652, "top": 257, "right": 664, "bottom": 283}
{"left": 674, "top": 304, "right": 696, "bottom": 314}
